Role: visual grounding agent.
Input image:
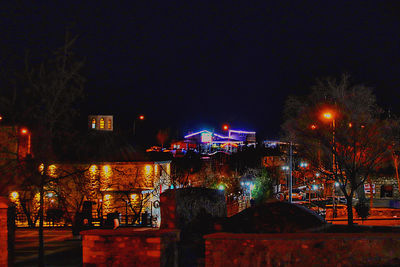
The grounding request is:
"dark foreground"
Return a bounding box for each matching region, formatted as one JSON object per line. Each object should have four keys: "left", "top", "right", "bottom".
{"left": 14, "top": 228, "right": 81, "bottom": 267}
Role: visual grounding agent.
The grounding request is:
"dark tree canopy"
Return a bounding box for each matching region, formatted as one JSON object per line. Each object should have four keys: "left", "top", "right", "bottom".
{"left": 283, "top": 74, "right": 398, "bottom": 225}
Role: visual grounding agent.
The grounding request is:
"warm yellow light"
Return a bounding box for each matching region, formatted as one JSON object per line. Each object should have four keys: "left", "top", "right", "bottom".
{"left": 89, "top": 165, "right": 97, "bottom": 174}
{"left": 166, "top": 163, "right": 171, "bottom": 175}
{"left": 310, "top": 124, "right": 317, "bottom": 130}
{"left": 104, "top": 194, "right": 111, "bottom": 201}
{"left": 139, "top": 115, "right": 145, "bottom": 120}
{"left": 130, "top": 194, "right": 138, "bottom": 201}
{"left": 38, "top": 163, "right": 44, "bottom": 174}
{"left": 348, "top": 123, "right": 353, "bottom": 128}
{"left": 103, "top": 165, "right": 111, "bottom": 173}
{"left": 100, "top": 118, "right": 105, "bottom": 129}
{"left": 48, "top": 165, "right": 57, "bottom": 177}
{"left": 10, "top": 191, "right": 19, "bottom": 200}
{"left": 145, "top": 165, "right": 152, "bottom": 176}
{"left": 154, "top": 165, "right": 159, "bottom": 176}
{"left": 21, "top": 128, "right": 28, "bottom": 134}
{"left": 323, "top": 112, "right": 332, "bottom": 120}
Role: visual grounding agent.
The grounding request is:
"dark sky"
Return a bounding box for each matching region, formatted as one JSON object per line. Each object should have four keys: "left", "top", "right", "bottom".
{"left": 2, "top": 1, "right": 400, "bottom": 141}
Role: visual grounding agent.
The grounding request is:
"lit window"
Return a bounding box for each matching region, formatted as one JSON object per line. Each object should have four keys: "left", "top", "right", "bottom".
{"left": 91, "top": 118, "right": 96, "bottom": 129}
{"left": 145, "top": 165, "right": 152, "bottom": 176}
{"left": 100, "top": 118, "right": 105, "bottom": 129}
{"left": 108, "top": 120, "right": 112, "bottom": 129}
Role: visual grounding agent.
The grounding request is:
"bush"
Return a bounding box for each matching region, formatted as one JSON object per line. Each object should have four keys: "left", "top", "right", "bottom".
{"left": 355, "top": 198, "right": 370, "bottom": 221}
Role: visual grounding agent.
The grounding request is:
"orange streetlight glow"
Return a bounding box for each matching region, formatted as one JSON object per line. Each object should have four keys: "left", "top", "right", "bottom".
{"left": 348, "top": 122, "right": 353, "bottom": 128}
{"left": 323, "top": 112, "right": 333, "bottom": 120}
{"left": 0, "top": 115, "right": 3, "bottom": 121}
{"left": 310, "top": 124, "right": 317, "bottom": 130}
{"left": 139, "top": 115, "right": 145, "bottom": 120}
{"left": 223, "top": 124, "right": 229, "bottom": 131}
{"left": 21, "top": 128, "right": 28, "bottom": 134}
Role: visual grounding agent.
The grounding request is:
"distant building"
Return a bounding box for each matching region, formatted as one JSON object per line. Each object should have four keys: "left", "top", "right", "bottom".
{"left": 88, "top": 115, "right": 113, "bottom": 131}
{"left": 183, "top": 129, "right": 256, "bottom": 155}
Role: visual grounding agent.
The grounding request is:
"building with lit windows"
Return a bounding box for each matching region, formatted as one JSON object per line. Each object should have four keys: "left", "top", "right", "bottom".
{"left": 88, "top": 115, "right": 113, "bottom": 131}
{"left": 6, "top": 117, "right": 172, "bottom": 227}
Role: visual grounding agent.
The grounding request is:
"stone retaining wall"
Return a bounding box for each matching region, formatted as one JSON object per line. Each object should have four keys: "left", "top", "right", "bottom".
{"left": 204, "top": 232, "right": 400, "bottom": 267}
{"left": 81, "top": 229, "right": 180, "bottom": 267}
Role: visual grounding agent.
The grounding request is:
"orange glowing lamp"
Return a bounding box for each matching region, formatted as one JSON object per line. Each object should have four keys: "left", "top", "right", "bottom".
{"left": 21, "top": 128, "right": 28, "bottom": 135}
{"left": 323, "top": 112, "right": 333, "bottom": 120}
{"left": 348, "top": 123, "right": 353, "bottom": 128}
{"left": 310, "top": 124, "right": 317, "bottom": 130}
{"left": 223, "top": 124, "right": 229, "bottom": 131}
{"left": 139, "top": 115, "right": 145, "bottom": 120}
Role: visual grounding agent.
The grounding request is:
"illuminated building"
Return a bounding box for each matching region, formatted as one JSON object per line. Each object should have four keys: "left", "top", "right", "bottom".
{"left": 182, "top": 129, "right": 256, "bottom": 155}
{"left": 88, "top": 115, "right": 113, "bottom": 131}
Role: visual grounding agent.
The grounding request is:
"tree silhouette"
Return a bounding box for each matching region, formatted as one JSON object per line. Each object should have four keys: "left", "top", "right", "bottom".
{"left": 283, "top": 74, "right": 398, "bottom": 225}
{"left": 0, "top": 32, "right": 84, "bottom": 266}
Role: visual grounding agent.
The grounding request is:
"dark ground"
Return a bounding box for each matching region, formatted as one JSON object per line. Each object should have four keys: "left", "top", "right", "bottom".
{"left": 14, "top": 228, "right": 81, "bottom": 267}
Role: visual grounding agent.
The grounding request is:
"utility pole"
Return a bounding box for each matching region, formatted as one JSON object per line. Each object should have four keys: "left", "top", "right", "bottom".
{"left": 289, "top": 142, "right": 293, "bottom": 203}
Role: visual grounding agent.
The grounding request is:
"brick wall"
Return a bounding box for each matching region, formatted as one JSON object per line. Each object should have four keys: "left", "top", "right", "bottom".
{"left": 0, "top": 197, "right": 8, "bottom": 267}
{"left": 81, "top": 229, "right": 179, "bottom": 267}
{"left": 205, "top": 232, "right": 400, "bottom": 267}
{"left": 326, "top": 207, "right": 400, "bottom": 219}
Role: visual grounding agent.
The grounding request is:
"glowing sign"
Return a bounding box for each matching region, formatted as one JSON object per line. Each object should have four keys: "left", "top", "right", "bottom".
{"left": 201, "top": 132, "right": 212, "bottom": 143}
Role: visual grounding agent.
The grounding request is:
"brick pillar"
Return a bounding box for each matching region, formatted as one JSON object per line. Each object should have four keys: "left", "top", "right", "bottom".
{"left": 160, "top": 189, "right": 177, "bottom": 229}
{"left": 0, "top": 197, "right": 9, "bottom": 266}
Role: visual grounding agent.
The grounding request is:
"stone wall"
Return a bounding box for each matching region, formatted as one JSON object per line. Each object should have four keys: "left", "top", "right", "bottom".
{"left": 81, "top": 229, "right": 180, "bottom": 267}
{"left": 160, "top": 188, "right": 226, "bottom": 230}
{"left": 0, "top": 197, "right": 8, "bottom": 267}
{"left": 204, "top": 232, "right": 400, "bottom": 267}
{"left": 226, "top": 197, "right": 248, "bottom": 217}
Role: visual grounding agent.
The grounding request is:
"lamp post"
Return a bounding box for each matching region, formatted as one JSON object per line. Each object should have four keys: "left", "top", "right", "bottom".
{"left": 18, "top": 127, "right": 31, "bottom": 161}
{"left": 322, "top": 111, "right": 337, "bottom": 217}
{"left": 133, "top": 114, "right": 145, "bottom": 136}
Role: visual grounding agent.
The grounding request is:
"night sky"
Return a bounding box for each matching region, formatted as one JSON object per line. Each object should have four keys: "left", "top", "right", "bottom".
{"left": 2, "top": 1, "right": 400, "bottom": 141}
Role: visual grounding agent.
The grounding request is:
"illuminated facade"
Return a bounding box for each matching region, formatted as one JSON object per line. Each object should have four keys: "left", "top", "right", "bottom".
{"left": 183, "top": 129, "right": 256, "bottom": 155}
{"left": 88, "top": 115, "right": 113, "bottom": 131}
{"left": 9, "top": 160, "right": 171, "bottom": 227}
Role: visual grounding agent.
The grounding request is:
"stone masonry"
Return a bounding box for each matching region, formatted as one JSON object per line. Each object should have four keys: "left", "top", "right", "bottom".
{"left": 81, "top": 228, "right": 180, "bottom": 267}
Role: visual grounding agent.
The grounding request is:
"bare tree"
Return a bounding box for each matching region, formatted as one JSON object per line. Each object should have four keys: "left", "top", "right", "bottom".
{"left": 0, "top": 32, "right": 84, "bottom": 266}
{"left": 283, "top": 74, "right": 397, "bottom": 225}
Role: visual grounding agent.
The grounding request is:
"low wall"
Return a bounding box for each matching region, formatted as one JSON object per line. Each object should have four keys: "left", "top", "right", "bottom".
{"left": 81, "top": 228, "right": 180, "bottom": 267}
{"left": 160, "top": 188, "right": 226, "bottom": 230}
{"left": 0, "top": 198, "right": 7, "bottom": 267}
{"left": 326, "top": 207, "right": 400, "bottom": 219}
{"left": 204, "top": 232, "right": 400, "bottom": 267}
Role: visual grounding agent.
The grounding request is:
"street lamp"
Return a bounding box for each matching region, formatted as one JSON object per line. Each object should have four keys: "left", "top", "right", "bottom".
{"left": 322, "top": 110, "right": 337, "bottom": 216}
{"left": 222, "top": 124, "right": 229, "bottom": 131}
{"left": 133, "top": 115, "right": 145, "bottom": 136}
{"left": 18, "top": 127, "right": 31, "bottom": 159}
